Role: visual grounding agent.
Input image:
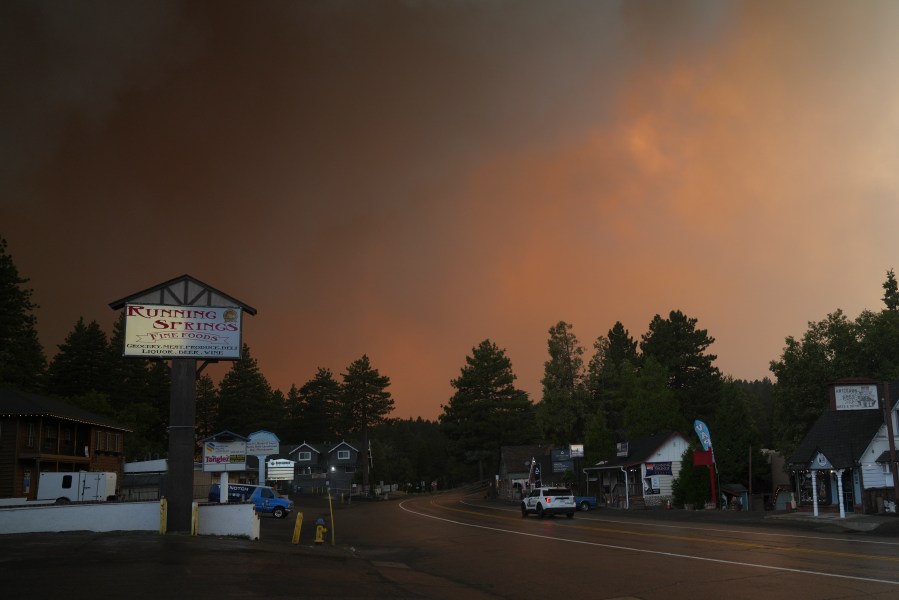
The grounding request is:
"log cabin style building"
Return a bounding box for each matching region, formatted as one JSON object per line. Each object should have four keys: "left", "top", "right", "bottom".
{"left": 0, "top": 388, "right": 129, "bottom": 500}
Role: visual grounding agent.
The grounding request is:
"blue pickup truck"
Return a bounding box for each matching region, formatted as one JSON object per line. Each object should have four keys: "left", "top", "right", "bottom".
{"left": 575, "top": 496, "right": 598, "bottom": 511}
{"left": 208, "top": 483, "right": 294, "bottom": 518}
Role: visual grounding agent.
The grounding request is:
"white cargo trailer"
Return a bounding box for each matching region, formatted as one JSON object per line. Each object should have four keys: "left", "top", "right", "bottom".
{"left": 37, "top": 472, "right": 117, "bottom": 503}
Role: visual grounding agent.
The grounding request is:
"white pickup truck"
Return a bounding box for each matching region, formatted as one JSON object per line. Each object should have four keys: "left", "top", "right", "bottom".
{"left": 521, "top": 487, "right": 576, "bottom": 519}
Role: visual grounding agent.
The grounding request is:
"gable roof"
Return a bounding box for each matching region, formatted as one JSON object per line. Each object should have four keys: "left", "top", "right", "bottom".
{"left": 329, "top": 441, "right": 359, "bottom": 453}
{"left": 289, "top": 442, "right": 325, "bottom": 456}
{"left": 109, "top": 274, "right": 257, "bottom": 315}
{"left": 0, "top": 388, "right": 130, "bottom": 431}
{"left": 788, "top": 409, "right": 884, "bottom": 469}
{"left": 585, "top": 432, "right": 687, "bottom": 470}
{"left": 288, "top": 441, "right": 361, "bottom": 456}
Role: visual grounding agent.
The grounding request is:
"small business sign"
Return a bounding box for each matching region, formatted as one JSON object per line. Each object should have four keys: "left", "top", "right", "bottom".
{"left": 551, "top": 448, "right": 571, "bottom": 462}
{"left": 553, "top": 460, "right": 574, "bottom": 473}
{"left": 569, "top": 444, "right": 584, "bottom": 458}
{"left": 247, "top": 430, "right": 280, "bottom": 456}
{"left": 266, "top": 459, "right": 295, "bottom": 481}
{"left": 122, "top": 303, "right": 242, "bottom": 359}
{"left": 834, "top": 384, "right": 878, "bottom": 411}
{"left": 203, "top": 440, "right": 247, "bottom": 472}
{"left": 644, "top": 462, "right": 672, "bottom": 476}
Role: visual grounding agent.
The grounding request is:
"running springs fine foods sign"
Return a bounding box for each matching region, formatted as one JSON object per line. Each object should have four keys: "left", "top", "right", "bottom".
{"left": 122, "top": 303, "right": 243, "bottom": 359}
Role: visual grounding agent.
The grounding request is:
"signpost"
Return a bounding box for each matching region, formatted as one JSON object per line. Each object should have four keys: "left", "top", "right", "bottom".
{"left": 693, "top": 420, "right": 717, "bottom": 509}
{"left": 247, "top": 430, "right": 280, "bottom": 485}
{"left": 203, "top": 432, "right": 249, "bottom": 503}
{"left": 110, "top": 275, "right": 256, "bottom": 532}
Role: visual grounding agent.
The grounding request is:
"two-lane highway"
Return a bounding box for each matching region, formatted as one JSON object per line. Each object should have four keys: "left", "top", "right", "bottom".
{"left": 333, "top": 488, "right": 899, "bottom": 599}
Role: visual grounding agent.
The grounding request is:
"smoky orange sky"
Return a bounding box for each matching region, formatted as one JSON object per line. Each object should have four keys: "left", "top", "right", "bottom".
{"left": 4, "top": 1, "right": 899, "bottom": 421}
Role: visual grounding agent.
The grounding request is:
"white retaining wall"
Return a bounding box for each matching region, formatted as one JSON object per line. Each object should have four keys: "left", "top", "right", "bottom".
{"left": 0, "top": 501, "right": 259, "bottom": 540}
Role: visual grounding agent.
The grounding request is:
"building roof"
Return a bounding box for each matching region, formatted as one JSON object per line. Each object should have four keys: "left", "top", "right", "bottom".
{"left": 0, "top": 388, "right": 130, "bottom": 431}
{"left": 788, "top": 409, "right": 884, "bottom": 469}
{"left": 288, "top": 441, "right": 360, "bottom": 456}
{"left": 585, "top": 432, "right": 687, "bottom": 471}
{"left": 108, "top": 274, "right": 257, "bottom": 315}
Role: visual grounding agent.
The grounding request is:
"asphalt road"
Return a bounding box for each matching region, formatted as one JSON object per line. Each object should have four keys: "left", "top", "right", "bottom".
{"left": 4, "top": 488, "right": 899, "bottom": 599}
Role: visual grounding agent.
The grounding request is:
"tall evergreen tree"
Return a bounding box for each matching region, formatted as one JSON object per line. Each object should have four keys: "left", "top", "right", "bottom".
{"left": 217, "top": 344, "right": 274, "bottom": 435}
{"left": 537, "top": 321, "right": 589, "bottom": 444}
{"left": 883, "top": 268, "right": 899, "bottom": 311}
{"left": 622, "top": 357, "right": 684, "bottom": 437}
{"left": 106, "top": 313, "right": 169, "bottom": 460}
{"left": 640, "top": 310, "right": 721, "bottom": 424}
{"left": 440, "top": 340, "right": 539, "bottom": 482}
{"left": 195, "top": 374, "right": 219, "bottom": 443}
{"left": 290, "top": 368, "right": 341, "bottom": 442}
{"left": 0, "top": 236, "right": 46, "bottom": 391}
{"left": 339, "top": 355, "right": 394, "bottom": 490}
{"left": 588, "top": 321, "right": 639, "bottom": 436}
{"left": 46, "top": 317, "right": 112, "bottom": 399}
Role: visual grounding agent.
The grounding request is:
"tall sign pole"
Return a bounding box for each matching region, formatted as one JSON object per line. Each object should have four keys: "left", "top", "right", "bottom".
{"left": 694, "top": 420, "right": 717, "bottom": 509}
{"left": 110, "top": 275, "right": 255, "bottom": 533}
{"left": 168, "top": 358, "right": 197, "bottom": 532}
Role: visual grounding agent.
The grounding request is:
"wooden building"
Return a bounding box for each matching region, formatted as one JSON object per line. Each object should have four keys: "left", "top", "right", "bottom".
{"left": 583, "top": 432, "right": 690, "bottom": 509}
{"left": 0, "top": 388, "right": 130, "bottom": 500}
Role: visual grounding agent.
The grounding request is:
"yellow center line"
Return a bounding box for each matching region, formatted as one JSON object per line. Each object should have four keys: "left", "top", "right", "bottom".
{"left": 427, "top": 499, "right": 899, "bottom": 564}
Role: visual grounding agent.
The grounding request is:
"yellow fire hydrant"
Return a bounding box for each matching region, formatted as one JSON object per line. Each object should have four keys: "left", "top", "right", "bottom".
{"left": 314, "top": 518, "right": 328, "bottom": 545}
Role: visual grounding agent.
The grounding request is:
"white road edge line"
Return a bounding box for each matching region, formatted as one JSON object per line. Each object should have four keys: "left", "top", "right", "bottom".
{"left": 400, "top": 499, "right": 899, "bottom": 587}
{"left": 459, "top": 497, "right": 899, "bottom": 547}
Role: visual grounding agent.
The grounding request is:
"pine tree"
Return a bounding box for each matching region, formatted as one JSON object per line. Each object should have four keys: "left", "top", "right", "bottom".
{"left": 640, "top": 310, "right": 721, "bottom": 424}
{"left": 195, "top": 374, "right": 219, "bottom": 443}
{"left": 536, "top": 321, "right": 590, "bottom": 445}
{"left": 105, "top": 312, "right": 169, "bottom": 459}
{"left": 217, "top": 344, "right": 274, "bottom": 435}
{"left": 0, "top": 236, "right": 46, "bottom": 390}
{"left": 883, "top": 268, "right": 899, "bottom": 311}
{"left": 440, "top": 340, "right": 539, "bottom": 481}
{"left": 46, "top": 317, "right": 112, "bottom": 399}
{"left": 622, "top": 357, "right": 685, "bottom": 437}
{"left": 587, "top": 322, "right": 639, "bottom": 437}
{"left": 339, "top": 355, "right": 394, "bottom": 490}
{"left": 290, "top": 368, "right": 341, "bottom": 442}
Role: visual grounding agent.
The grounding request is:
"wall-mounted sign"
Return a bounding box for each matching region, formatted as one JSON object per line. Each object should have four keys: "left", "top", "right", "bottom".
{"left": 644, "top": 462, "right": 672, "bottom": 476}
{"left": 203, "top": 439, "right": 247, "bottom": 472}
{"left": 834, "top": 384, "right": 878, "bottom": 411}
{"left": 122, "top": 303, "right": 242, "bottom": 360}
{"left": 569, "top": 444, "right": 584, "bottom": 458}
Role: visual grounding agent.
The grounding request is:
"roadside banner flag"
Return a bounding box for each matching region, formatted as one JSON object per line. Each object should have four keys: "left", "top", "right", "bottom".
{"left": 693, "top": 420, "right": 713, "bottom": 452}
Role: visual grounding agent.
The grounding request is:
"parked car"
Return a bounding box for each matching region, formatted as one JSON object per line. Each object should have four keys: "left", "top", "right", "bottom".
{"left": 575, "top": 495, "right": 598, "bottom": 511}
{"left": 208, "top": 483, "right": 294, "bottom": 519}
{"left": 521, "top": 487, "right": 575, "bottom": 518}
